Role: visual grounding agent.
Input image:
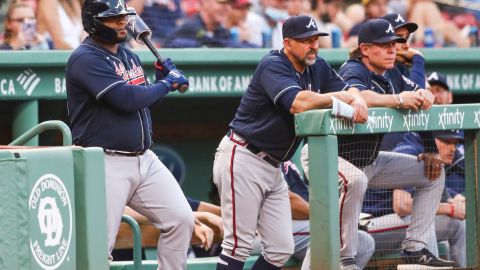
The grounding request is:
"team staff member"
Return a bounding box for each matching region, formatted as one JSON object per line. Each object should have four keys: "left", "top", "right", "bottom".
{"left": 336, "top": 18, "right": 454, "bottom": 268}
{"left": 66, "top": 0, "right": 193, "bottom": 269}
{"left": 213, "top": 15, "right": 368, "bottom": 270}
{"left": 381, "top": 13, "right": 426, "bottom": 88}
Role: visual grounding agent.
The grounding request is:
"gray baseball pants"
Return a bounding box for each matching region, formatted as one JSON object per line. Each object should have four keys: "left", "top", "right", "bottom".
{"left": 104, "top": 150, "right": 194, "bottom": 270}
{"left": 368, "top": 213, "right": 466, "bottom": 267}
{"left": 302, "top": 146, "right": 445, "bottom": 259}
{"left": 213, "top": 135, "right": 294, "bottom": 266}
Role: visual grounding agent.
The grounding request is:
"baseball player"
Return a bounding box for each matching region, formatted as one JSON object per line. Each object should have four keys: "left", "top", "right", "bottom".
{"left": 333, "top": 18, "right": 453, "bottom": 268}
{"left": 281, "top": 161, "right": 376, "bottom": 270}
{"left": 212, "top": 15, "right": 368, "bottom": 270}
{"left": 362, "top": 130, "right": 466, "bottom": 268}
{"left": 65, "top": 1, "right": 194, "bottom": 269}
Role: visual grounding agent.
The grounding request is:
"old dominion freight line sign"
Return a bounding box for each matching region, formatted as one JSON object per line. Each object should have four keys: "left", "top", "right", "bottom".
{"left": 29, "top": 174, "right": 72, "bottom": 270}
{"left": 1, "top": 67, "right": 480, "bottom": 99}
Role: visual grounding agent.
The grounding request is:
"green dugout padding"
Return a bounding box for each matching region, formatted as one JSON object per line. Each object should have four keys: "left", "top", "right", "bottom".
{"left": 72, "top": 147, "right": 109, "bottom": 270}
{"left": 0, "top": 157, "right": 29, "bottom": 270}
{"left": 0, "top": 146, "right": 110, "bottom": 270}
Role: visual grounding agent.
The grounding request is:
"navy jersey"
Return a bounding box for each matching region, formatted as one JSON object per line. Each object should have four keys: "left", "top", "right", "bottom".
{"left": 281, "top": 161, "right": 309, "bottom": 201}
{"left": 66, "top": 37, "right": 171, "bottom": 152}
{"left": 338, "top": 59, "right": 420, "bottom": 168}
{"left": 395, "top": 54, "right": 426, "bottom": 89}
{"left": 230, "top": 49, "right": 349, "bottom": 161}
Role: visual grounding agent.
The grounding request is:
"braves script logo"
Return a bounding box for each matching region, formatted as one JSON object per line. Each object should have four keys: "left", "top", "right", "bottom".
{"left": 306, "top": 18, "right": 316, "bottom": 29}
{"left": 386, "top": 23, "right": 394, "bottom": 34}
{"left": 114, "top": 60, "right": 145, "bottom": 85}
{"left": 29, "top": 174, "right": 72, "bottom": 270}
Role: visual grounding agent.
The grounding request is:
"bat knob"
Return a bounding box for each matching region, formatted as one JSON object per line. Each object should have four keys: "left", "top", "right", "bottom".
{"left": 178, "top": 84, "right": 189, "bottom": 94}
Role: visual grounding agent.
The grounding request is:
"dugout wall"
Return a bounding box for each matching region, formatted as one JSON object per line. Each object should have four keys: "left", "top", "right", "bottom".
{"left": 295, "top": 105, "right": 480, "bottom": 269}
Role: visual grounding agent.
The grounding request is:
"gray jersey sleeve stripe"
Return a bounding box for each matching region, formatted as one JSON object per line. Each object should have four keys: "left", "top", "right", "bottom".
{"left": 273, "top": 85, "right": 302, "bottom": 104}
{"left": 96, "top": 80, "right": 124, "bottom": 100}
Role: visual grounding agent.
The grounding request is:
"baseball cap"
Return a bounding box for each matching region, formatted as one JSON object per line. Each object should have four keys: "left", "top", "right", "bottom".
{"left": 427, "top": 72, "right": 450, "bottom": 90}
{"left": 232, "top": 0, "right": 251, "bottom": 8}
{"left": 432, "top": 130, "right": 464, "bottom": 141}
{"left": 381, "top": 13, "right": 418, "bottom": 33}
{"left": 358, "top": 19, "right": 407, "bottom": 44}
{"left": 282, "top": 15, "right": 329, "bottom": 39}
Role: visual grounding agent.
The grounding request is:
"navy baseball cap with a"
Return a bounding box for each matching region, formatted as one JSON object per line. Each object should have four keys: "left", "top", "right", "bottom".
{"left": 358, "top": 19, "right": 407, "bottom": 44}
{"left": 432, "top": 130, "right": 464, "bottom": 141}
{"left": 428, "top": 72, "right": 450, "bottom": 90}
{"left": 381, "top": 13, "right": 418, "bottom": 33}
{"left": 282, "top": 15, "right": 329, "bottom": 39}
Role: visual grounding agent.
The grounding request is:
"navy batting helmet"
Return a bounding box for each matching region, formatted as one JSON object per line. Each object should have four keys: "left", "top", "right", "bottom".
{"left": 82, "top": 0, "right": 135, "bottom": 43}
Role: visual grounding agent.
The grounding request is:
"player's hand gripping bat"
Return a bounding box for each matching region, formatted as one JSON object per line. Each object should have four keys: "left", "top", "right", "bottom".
{"left": 126, "top": 11, "right": 189, "bottom": 93}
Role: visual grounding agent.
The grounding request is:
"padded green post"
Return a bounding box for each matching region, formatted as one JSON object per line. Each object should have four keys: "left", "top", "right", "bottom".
{"left": 13, "top": 101, "right": 38, "bottom": 146}
{"left": 464, "top": 130, "right": 480, "bottom": 267}
{"left": 308, "top": 136, "right": 340, "bottom": 270}
{"left": 72, "top": 147, "right": 109, "bottom": 270}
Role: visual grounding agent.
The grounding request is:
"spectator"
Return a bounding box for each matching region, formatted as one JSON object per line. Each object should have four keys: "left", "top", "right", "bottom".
{"left": 408, "top": 0, "right": 470, "bottom": 47}
{"left": 37, "top": 0, "right": 84, "bottom": 49}
{"left": 127, "top": 0, "right": 183, "bottom": 46}
{"left": 345, "top": 0, "right": 388, "bottom": 47}
{"left": 163, "top": 0, "right": 254, "bottom": 47}
{"left": 310, "top": 0, "right": 355, "bottom": 48}
{"left": 259, "top": 0, "right": 290, "bottom": 48}
{"left": 281, "top": 161, "right": 376, "bottom": 270}
{"left": 304, "top": 18, "right": 454, "bottom": 268}
{"left": 1, "top": 2, "right": 49, "bottom": 50}
{"left": 362, "top": 129, "right": 466, "bottom": 267}
{"left": 224, "top": 0, "right": 260, "bottom": 47}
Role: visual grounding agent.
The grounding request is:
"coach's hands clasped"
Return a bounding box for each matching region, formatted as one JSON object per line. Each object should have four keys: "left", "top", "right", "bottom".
{"left": 398, "top": 89, "right": 434, "bottom": 111}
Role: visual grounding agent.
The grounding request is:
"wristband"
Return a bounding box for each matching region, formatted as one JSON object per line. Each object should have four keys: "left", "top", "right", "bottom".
{"left": 396, "top": 94, "right": 403, "bottom": 108}
{"left": 448, "top": 204, "right": 455, "bottom": 217}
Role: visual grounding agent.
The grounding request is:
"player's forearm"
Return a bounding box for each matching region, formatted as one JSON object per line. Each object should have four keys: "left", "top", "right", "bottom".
{"left": 436, "top": 202, "right": 452, "bottom": 216}
{"left": 290, "top": 91, "right": 333, "bottom": 114}
{"left": 197, "top": 201, "right": 221, "bottom": 216}
{"left": 359, "top": 90, "right": 399, "bottom": 108}
{"left": 102, "top": 82, "right": 171, "bottom": 112}
{"left": 290, "top": 192, "right": 310, "bottom": 220}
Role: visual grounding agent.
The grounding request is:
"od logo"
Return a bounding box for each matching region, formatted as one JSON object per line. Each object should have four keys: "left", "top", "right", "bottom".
{"left": 29, "top": 174, "right": 72, "bottom": 270}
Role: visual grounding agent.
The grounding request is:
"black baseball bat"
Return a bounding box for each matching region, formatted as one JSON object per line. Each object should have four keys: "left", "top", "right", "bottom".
{"left": 127, "top": 12, "right": 189, "bottom": 93}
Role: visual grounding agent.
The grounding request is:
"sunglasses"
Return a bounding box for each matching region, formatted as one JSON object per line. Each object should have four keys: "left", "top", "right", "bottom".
{"left": 9, "top": 17, "right": 35, "bottom": 22}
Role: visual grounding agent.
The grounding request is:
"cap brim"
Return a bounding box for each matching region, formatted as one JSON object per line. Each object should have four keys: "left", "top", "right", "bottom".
{"left": 371, "top": 35, "right": 406, "bottom": 44}
{"left": 394, "top": 22, "right": 418, "bottom": 33}
{"left": 429, "top": 80, "right": 450, "bottom": 91}
{"left": 288, "top": 30, "right": 329, "bottom": 39}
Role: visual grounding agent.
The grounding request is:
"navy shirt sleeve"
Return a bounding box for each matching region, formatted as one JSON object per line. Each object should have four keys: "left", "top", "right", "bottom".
{"left": 259, "top": 60, "right": 302, "bottom": 111}
{"left": 68, "top": 52, "right": 170, "bottom": 112}
{"left": 338, "top": 61, "right": 370, "bottom": 90}
{"left": 187, "top": 197, "right": 201, "bottom": 211}
{"left": 408, "top": 55, "right": 426, "bottom": 89}
{"left": 392, "top": 132, "right": 425, "bottom": 156}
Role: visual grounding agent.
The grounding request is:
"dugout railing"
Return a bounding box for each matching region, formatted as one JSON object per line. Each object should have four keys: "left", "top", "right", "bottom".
{"left": 294, "top": 104, "right": 480, "bottom": 270}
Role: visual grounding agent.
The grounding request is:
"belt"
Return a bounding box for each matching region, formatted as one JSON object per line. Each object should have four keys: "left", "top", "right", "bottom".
{"left": 104, "top": 149, "right": 146, "bottom": 157}
{"left": 227, "top": 130, "right": 280, "bottom": 168}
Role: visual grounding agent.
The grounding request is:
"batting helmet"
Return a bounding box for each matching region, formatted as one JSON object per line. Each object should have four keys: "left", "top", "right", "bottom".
{"left": 82, "top": 0, "right": 135, "bottom": 43}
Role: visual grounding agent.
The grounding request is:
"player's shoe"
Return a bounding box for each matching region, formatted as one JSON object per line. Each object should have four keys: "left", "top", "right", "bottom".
{"left": 397, "top": 248, "right": 455, "bottom": 269}
{"left": 340, "top": 257, "right": 359, "bottom": 270}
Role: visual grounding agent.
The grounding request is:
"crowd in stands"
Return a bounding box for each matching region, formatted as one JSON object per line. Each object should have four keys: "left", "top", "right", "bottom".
{"left": 0, "top": 0, "right": 479, "bottom": 49}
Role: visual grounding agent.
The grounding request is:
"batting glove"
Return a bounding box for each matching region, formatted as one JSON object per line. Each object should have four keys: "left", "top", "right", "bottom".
{"left": 154, "top": 58, "right": 177, "bottom": 81}
{"left": 162, "top": 69, "right": 189, "bottom": 92}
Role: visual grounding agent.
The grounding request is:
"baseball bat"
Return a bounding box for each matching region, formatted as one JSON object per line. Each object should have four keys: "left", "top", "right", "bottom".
{"left": 126, "top": 12, "right": 189, "bottom": 93}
